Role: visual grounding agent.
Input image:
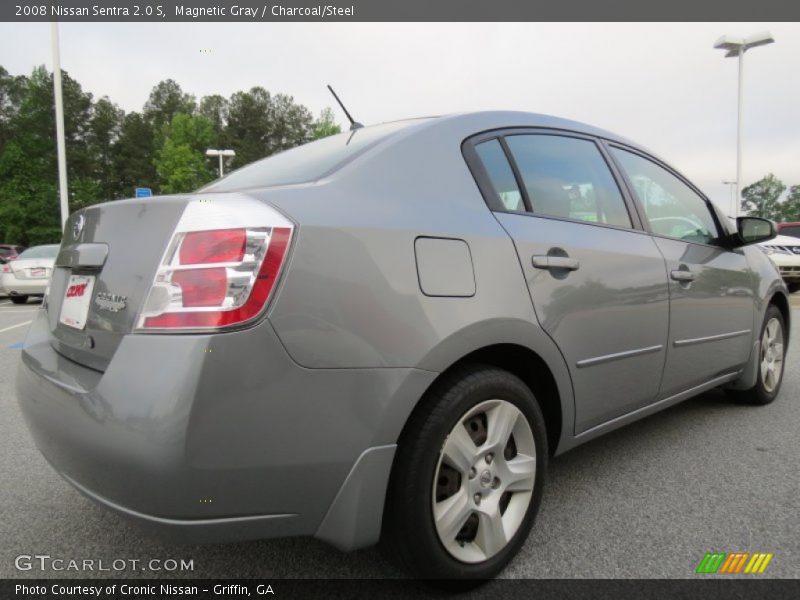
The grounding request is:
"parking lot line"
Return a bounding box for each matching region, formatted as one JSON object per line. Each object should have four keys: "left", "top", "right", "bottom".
{"left": 0, "top": 321, "right": 32, "bottom": 334}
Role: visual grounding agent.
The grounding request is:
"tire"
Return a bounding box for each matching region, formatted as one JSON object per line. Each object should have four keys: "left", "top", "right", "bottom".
{"left": 728, "top": 305, "right": 786, "bottom": 405}
{"left": 383, "top": 365, "right": 548, "bottom": 581}
{"left": 10, "top": 296, "right": 27, "bottom": 305}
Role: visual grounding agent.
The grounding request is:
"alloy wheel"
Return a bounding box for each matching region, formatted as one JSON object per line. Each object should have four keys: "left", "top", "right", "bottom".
{"left": 432, "top": 399, "right": 536, "bottom": 563}
{"left": 760, "top": 317, "right": 784, "bottom": 393}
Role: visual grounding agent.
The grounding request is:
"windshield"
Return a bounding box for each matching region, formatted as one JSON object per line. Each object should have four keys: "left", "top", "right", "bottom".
{"left": 18, "top": 245, "right": 59, "bottom": 259}
{"left": 201, "top": 119, "right": 428, "bottom": 193}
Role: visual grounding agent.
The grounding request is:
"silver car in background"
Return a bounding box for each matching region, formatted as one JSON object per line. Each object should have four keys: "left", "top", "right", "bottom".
{"left": 1, "top": 244, "right": 59, "bottom": 304}
{"left": 17, "top": 112, "right": 790, "bottom": 580}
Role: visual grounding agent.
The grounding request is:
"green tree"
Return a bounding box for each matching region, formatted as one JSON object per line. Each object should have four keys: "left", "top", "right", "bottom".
{"left": 782, "top": 185, "right": 800, "bottom": 222}
{"left": 143, "top": 79, "right": 196, "bottom": 133}
{"left": 154, "top": 113, "right": 215, "bottom": 193}
{"left": 198, "top": 94, "right": 228, "bottom": 145}
{"left": 0, "top": 66, "right": 25, "bottom": 152}
{"left": 741, "top": 174, "right": 786, "bottom": 220}
{"left": 226, "top": 87, "right": 313, "bottom": 168}
{"left": 112, "top": 112, "right": 157, "bottom": 198}
{"left": 311, "top": 107, "right": 342, "bottom": 140}
{"left": 0, "top": 65, "right": 94, "bottom": 244}
{"left": 88, "top": 96, "right": 124, "bottom": 202}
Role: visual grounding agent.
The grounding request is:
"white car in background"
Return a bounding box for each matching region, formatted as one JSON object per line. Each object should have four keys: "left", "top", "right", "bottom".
{"left": 760, "top": 234, "right": 800, "bottom": 293}
{"left": 0, "top": 244, "right": 59, "bottom": 304}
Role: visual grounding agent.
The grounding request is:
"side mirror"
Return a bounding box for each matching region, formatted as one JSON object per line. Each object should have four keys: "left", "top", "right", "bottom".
{"left": 732, "top": 216, "right": 776, "bottom": 247}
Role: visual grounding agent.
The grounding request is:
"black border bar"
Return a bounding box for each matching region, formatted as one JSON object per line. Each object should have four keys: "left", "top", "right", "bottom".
{"left": 4, "top": 579, "right": 800, "bottom": 600}
{"left": 3, "top": 0, "right": 800, "bottom": 22}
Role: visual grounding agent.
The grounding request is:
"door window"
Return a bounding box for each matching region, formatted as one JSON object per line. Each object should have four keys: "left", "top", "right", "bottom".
{"left": 611, "top": 147, "right": 719, "bottom": 245}
{"left": 474, "top": 139, "right": 525, "bottom": 212}
{"left": 504, "top": 135, "right": 632, "bottom": 228}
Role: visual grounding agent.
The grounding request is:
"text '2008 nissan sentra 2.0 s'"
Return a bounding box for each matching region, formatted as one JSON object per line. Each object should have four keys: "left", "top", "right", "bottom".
{"left": 17, "top": 112, "right": 790, "bottom": 580}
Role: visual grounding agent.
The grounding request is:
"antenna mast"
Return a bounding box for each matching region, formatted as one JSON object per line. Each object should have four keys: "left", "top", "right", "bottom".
{"left": 327, "top": 85, "right": 363, "bottom": 131}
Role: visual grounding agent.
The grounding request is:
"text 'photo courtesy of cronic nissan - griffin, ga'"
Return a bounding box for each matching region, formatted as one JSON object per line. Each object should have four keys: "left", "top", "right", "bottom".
{"left": 16, "top": 111, "right": 790, "bottom": 581}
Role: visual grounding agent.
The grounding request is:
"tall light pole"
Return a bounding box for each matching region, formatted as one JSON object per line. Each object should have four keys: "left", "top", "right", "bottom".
{"left": 714, "top": 31, "right": 775, "bottom": 217}
{"left": 722, "top": 180, "right": 737, "bottom": 216}
{"left": 206, "top": 149, "right": 236, "bottom": 178}
{"left": 51, "top": 22, "right": 69, "bottom": 230}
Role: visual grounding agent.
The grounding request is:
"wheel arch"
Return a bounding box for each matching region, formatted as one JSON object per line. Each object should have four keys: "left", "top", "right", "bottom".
{"left": 403, "top": 318, "right": 575, "bottom": 457}
{"left": 769, "top": 290, "right": 791, "bottom": 345}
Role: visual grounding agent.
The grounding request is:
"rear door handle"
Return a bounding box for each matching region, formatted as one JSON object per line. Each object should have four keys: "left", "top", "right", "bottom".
{"left": 532, "top": 255, "right": 580, "bottom": 271}
{"left": 670, "top": 269, "right": 696, "bottom": 282}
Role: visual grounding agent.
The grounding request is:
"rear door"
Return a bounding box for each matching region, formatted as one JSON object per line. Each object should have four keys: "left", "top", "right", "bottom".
{"left": 467, "top": 131, "right": 670, "bottom": 434}
{"left": 607, "top": 145, "right": 756, "bottom": 398}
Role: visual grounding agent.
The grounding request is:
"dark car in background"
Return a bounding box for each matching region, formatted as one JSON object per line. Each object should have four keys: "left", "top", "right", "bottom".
{"left": 778, "top": 222, "right": 800, "bottom": 239}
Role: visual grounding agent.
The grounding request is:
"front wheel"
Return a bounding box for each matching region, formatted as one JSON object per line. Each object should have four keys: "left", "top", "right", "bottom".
{"left": 728, "top": 305, "right": 786, "bottom": 405}
{"left": 383, "top": 365, "right": 548, "bottom": 580}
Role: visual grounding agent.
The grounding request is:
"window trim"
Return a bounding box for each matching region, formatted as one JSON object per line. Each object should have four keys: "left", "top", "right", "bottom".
{"left": 462, "top": 127, "right": 645, "bottom": 233}
{"left": 603, "top": 141, "right": 728, "bottom": 249}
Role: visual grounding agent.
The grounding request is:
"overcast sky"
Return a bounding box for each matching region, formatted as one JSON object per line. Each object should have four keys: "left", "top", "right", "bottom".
{"left": 1, "top": 22, "right": 798, "bottom": 211}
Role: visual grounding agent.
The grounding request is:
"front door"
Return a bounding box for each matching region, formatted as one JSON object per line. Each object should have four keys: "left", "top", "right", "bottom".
{"left": 609, "top": 146, "right": 756, "bottom": 398}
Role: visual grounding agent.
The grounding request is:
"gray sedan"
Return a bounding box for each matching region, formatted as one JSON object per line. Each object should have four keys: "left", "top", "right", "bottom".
{"left": 16, "top": 112, "right": 790, "bottom": 580}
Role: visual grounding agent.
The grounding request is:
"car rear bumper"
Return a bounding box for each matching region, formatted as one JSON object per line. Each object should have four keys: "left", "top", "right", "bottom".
{"left": 16, "top": 310, "right": 435, "bottom": 547}
{"left": 1, "top": 274, "right": 48, "bottom": 295}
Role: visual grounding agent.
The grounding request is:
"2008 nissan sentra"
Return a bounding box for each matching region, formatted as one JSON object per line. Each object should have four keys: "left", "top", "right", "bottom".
{"left": 16, "top": 112, "right": 790, "bottom": 580}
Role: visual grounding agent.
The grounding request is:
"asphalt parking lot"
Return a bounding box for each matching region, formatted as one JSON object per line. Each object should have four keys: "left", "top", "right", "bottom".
{"left": 0, "top": 295, "right": 798, "bottom": 580}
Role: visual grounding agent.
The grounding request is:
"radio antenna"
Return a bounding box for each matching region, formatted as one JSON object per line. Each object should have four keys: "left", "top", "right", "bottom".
{"left": 327, "top": 85, "right": 363, "bottom": 131}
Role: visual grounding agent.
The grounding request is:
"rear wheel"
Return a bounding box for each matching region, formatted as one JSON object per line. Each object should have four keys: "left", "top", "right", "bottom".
{"left": 728, "top": 305, "right": 786, "bottom": 405}
{"left": 10, "top": 296, "right": 27, "bottom": 305}
{"left": 383, "top": 365, "right": 547, "bottom": 580}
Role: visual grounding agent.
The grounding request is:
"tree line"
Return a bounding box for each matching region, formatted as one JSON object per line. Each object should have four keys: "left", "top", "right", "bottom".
{"left": 0, "top": 65, "right": 341, "bottom": 245}
{"left": 741, "top": 174, "right": 800, "bottom": 223}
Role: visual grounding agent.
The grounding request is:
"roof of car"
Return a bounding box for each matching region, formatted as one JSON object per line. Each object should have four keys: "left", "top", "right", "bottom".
{"left": 379, "top": 111, "right": 656, "bottom": 161}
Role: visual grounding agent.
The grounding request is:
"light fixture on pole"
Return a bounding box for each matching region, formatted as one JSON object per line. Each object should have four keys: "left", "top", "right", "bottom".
{"left": 713, "top": 31, "right": 775, "bottom": 217}
{"left": 51, "top": 22, "right": 69, "bottom": 230}
{"left": 206, "top": 148, "right": 236, "bottom": 178}
{"left": 722, "top": 180, "right": 737, "bottom": 216}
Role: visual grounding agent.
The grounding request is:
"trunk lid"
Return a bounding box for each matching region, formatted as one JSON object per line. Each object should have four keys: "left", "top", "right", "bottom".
{"left": 48, "top": 196, "right": 190, "bottom": 371}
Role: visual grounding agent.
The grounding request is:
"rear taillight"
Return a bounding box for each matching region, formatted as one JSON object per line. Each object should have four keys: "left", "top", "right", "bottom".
{"left": 1, "top": 264, "right": 9, "bottom": 273}
{"left": 136, "top": 197, "right": 294, "bottom": 331}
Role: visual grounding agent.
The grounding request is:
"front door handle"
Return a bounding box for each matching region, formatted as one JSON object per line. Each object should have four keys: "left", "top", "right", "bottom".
{"left": 532, "top": 255, "right": 580, "bottom": 271}
{"left": 670, "top": 269, "right": 696, "bottom": 282}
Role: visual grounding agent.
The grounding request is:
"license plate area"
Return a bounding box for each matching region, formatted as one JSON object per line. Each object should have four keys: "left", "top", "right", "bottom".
{"left": 30, "top": 267, "right": 47, "bottom": 278}
{"left": 59, "top": 274, "right": 96, "bottom": 330}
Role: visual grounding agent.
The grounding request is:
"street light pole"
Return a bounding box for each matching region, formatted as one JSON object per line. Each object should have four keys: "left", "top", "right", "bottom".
{"left": 736, "top": 46, "right": 744, "bottom": 216}
{"left": 51, "top": 22, "right": 69, "bottom": 230}
{"left": 714, "top": 31, "right": 775, "bottom": 218}
{"left": 206, "top": 148, "right": 236, "bottom": 178}
{"left": 723, "top": 180, "right": 737, "bottom": 216}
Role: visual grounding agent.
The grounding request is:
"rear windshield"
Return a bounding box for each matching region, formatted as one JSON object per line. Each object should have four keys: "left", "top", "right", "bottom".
{"left": 18, "top": 245, "right": 59, "bottom": 259}
{"left": 201, "top": 119, "right": 427, "bottom": 193}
